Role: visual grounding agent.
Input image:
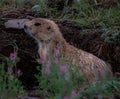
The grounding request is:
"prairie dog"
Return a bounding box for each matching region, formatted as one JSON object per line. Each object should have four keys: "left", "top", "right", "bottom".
{"left": 24, "top": 18, "right": 112, "bottom": 82}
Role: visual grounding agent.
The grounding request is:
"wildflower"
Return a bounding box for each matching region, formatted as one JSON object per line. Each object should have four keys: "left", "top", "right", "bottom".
{"left": 8, "top": 67, "right": 12, "bottom": 75}
{"left": 7, "top": 67, "right": 14, "bottom": 79}
{"left": 41, "top": 56, "right": 45, "bottom": 64}
{"left": 46, "top": 60, "right": 51, "bottom": 67}
{"left": 100, "top": 64, "right": 110, "bottom": 78}
{"left": 71, "top": 89, "right": 77, "bottom": 98}
{"left": 63, "top": 89, "right": 77, "bottom": 99}
{"left": 60, "top": 65, "right": 68, "bottom": 73}
{"left": 10, "top": 53, "right": 16, "bottom": 61}
{"left": 54, "top": 57, "right": 59, "bottom": 64}
{"left": 93, "top": 65, "right": 99, "bottom": 81}
{"left": 55, "top": 48, "right": 60, "bottom": 56}
{"left": 45, "top": 66, "right": 50, "bottom": 75}
{"left": 59, "top": 65, "right": 69, "bottom": 80}
{"left": 79, "top": 61, "right": 83, "bottom": 68}
{"left": 44, "top": 60, "right": 51, "bottom": 75}
{"left": 63, "top": 96, "right": 69, "bottom": 99}
{"left": 17, "top": 69, "right": 22, "bottom": 77}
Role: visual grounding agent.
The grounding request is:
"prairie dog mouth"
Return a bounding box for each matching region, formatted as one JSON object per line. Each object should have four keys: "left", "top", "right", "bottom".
{"left": 24, "top": 25, "right": 33, "bottom": 36}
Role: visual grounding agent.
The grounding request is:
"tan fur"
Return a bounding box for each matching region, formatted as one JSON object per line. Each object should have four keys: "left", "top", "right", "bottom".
{"left": 24, "top": 18, "right": 112, "bottom": 83}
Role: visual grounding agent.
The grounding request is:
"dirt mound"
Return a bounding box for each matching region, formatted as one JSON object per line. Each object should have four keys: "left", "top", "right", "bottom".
{"left": 0, "top": 9, "right": 120, "bottom": 89}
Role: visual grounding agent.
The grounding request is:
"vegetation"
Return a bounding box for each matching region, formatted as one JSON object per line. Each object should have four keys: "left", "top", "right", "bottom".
{"left": 0, "top": 52, "right": 25, "bottom": 99}
{"left": 1, "top": 0, "right": 119, "bottom": 43}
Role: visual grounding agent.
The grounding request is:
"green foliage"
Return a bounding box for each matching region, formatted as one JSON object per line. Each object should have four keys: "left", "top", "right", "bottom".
{"left": 16, "top": 0, "right": 25, "bottom": 7}
{"left": 80, "top": 79, "right": 120, "bottom": 98}
{"left": 32, "top": 0, "right": 48, "bottom": 15}
{"left": 102, "top": 28, "right": 120, "bottom": 43}
{"left": 73, "top": 0, "right": 120, "bottom": 29}
{"left": 0, "top": 53, "right": 25, "bottom": 99}
{"left": 36, "top": 0, "right": 46, "bottom": 11}
{"left": 0, "top": 0, "right": 4, "bottom": 8}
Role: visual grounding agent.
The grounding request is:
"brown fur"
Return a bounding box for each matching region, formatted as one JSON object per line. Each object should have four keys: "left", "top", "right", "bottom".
{"left": 24, "top": 18, "right": 112, "bottom": 82}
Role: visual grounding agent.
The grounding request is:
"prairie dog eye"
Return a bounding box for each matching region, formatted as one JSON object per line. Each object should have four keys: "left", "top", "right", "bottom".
{"left": 34, "top": 22, "right": 41, "bottom": 26}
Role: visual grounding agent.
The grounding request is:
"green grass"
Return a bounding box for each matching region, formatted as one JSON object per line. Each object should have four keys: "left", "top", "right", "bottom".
{"left": 1, "top": 0, "right": 120, "bottom": 27}
{"left": 74, "top": 1, "right": 120, "bottom": 28}
{"left": 16, "top": 0, "right": 25, "bottom": 7}
{"left": 80, "top": 79, "right": 120, "bottom": 98}
{"left": 0, "top": 0, "right": 4, "bottom": 8}
{"left": 0, "top": 53, "right": 25, "bottom": 99}
{"left": 101, "top": 27, "right": 120, "bottom": 43}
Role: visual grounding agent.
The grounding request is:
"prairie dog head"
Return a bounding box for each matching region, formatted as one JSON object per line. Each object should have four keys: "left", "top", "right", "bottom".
{"left": 24, "top": 18, "right": 64, "bottom": 61}
{"left": 24, "top": 18, "right": 62, "bottom": 42}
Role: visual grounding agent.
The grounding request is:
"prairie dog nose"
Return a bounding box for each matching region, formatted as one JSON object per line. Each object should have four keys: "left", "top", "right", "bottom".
{"left": 24, "top": 24, "right": 27, "bottom": 29}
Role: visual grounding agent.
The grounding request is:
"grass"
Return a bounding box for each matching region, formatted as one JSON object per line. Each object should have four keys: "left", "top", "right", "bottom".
{"left": 101, "top": 27, "right": 120, "bottom": 43}
{"left": 0, "top": 52, "right": 25, "bottom": 99}
{"left": 80, "top": 79, "right": 120, "bottom": 98}
{"left": 1, "top": 0, "right": 120, "bottom": 28}
{"left": 74, "top": 1, "right": 120, "bottom": 28}
{"left": 0, "top": 0, "right": 4, "bottom": 8}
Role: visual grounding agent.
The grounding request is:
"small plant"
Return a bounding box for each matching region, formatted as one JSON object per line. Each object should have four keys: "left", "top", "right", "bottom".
{"left": 35, "top": 49, "right": 84, "bottom": 99}
{"left": 0, "top": 52, "right": 25, "bottom": 99}
{"left": 16, "top": 0, "right": 25, "bottom": 7}
{"left": 101, "top": 28, "right": 120, "bottom": 43}
{"left": 32, "top": 0, "right": 49, "bottom": 16}
{"left": 0, "top": 0, "right": 4, "bottom": 8}
{"left": 74, "top": 0, "right": 120, "bottom": 29}
{"left": 79, "top": 79, "right": 120, "bottom": 99}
